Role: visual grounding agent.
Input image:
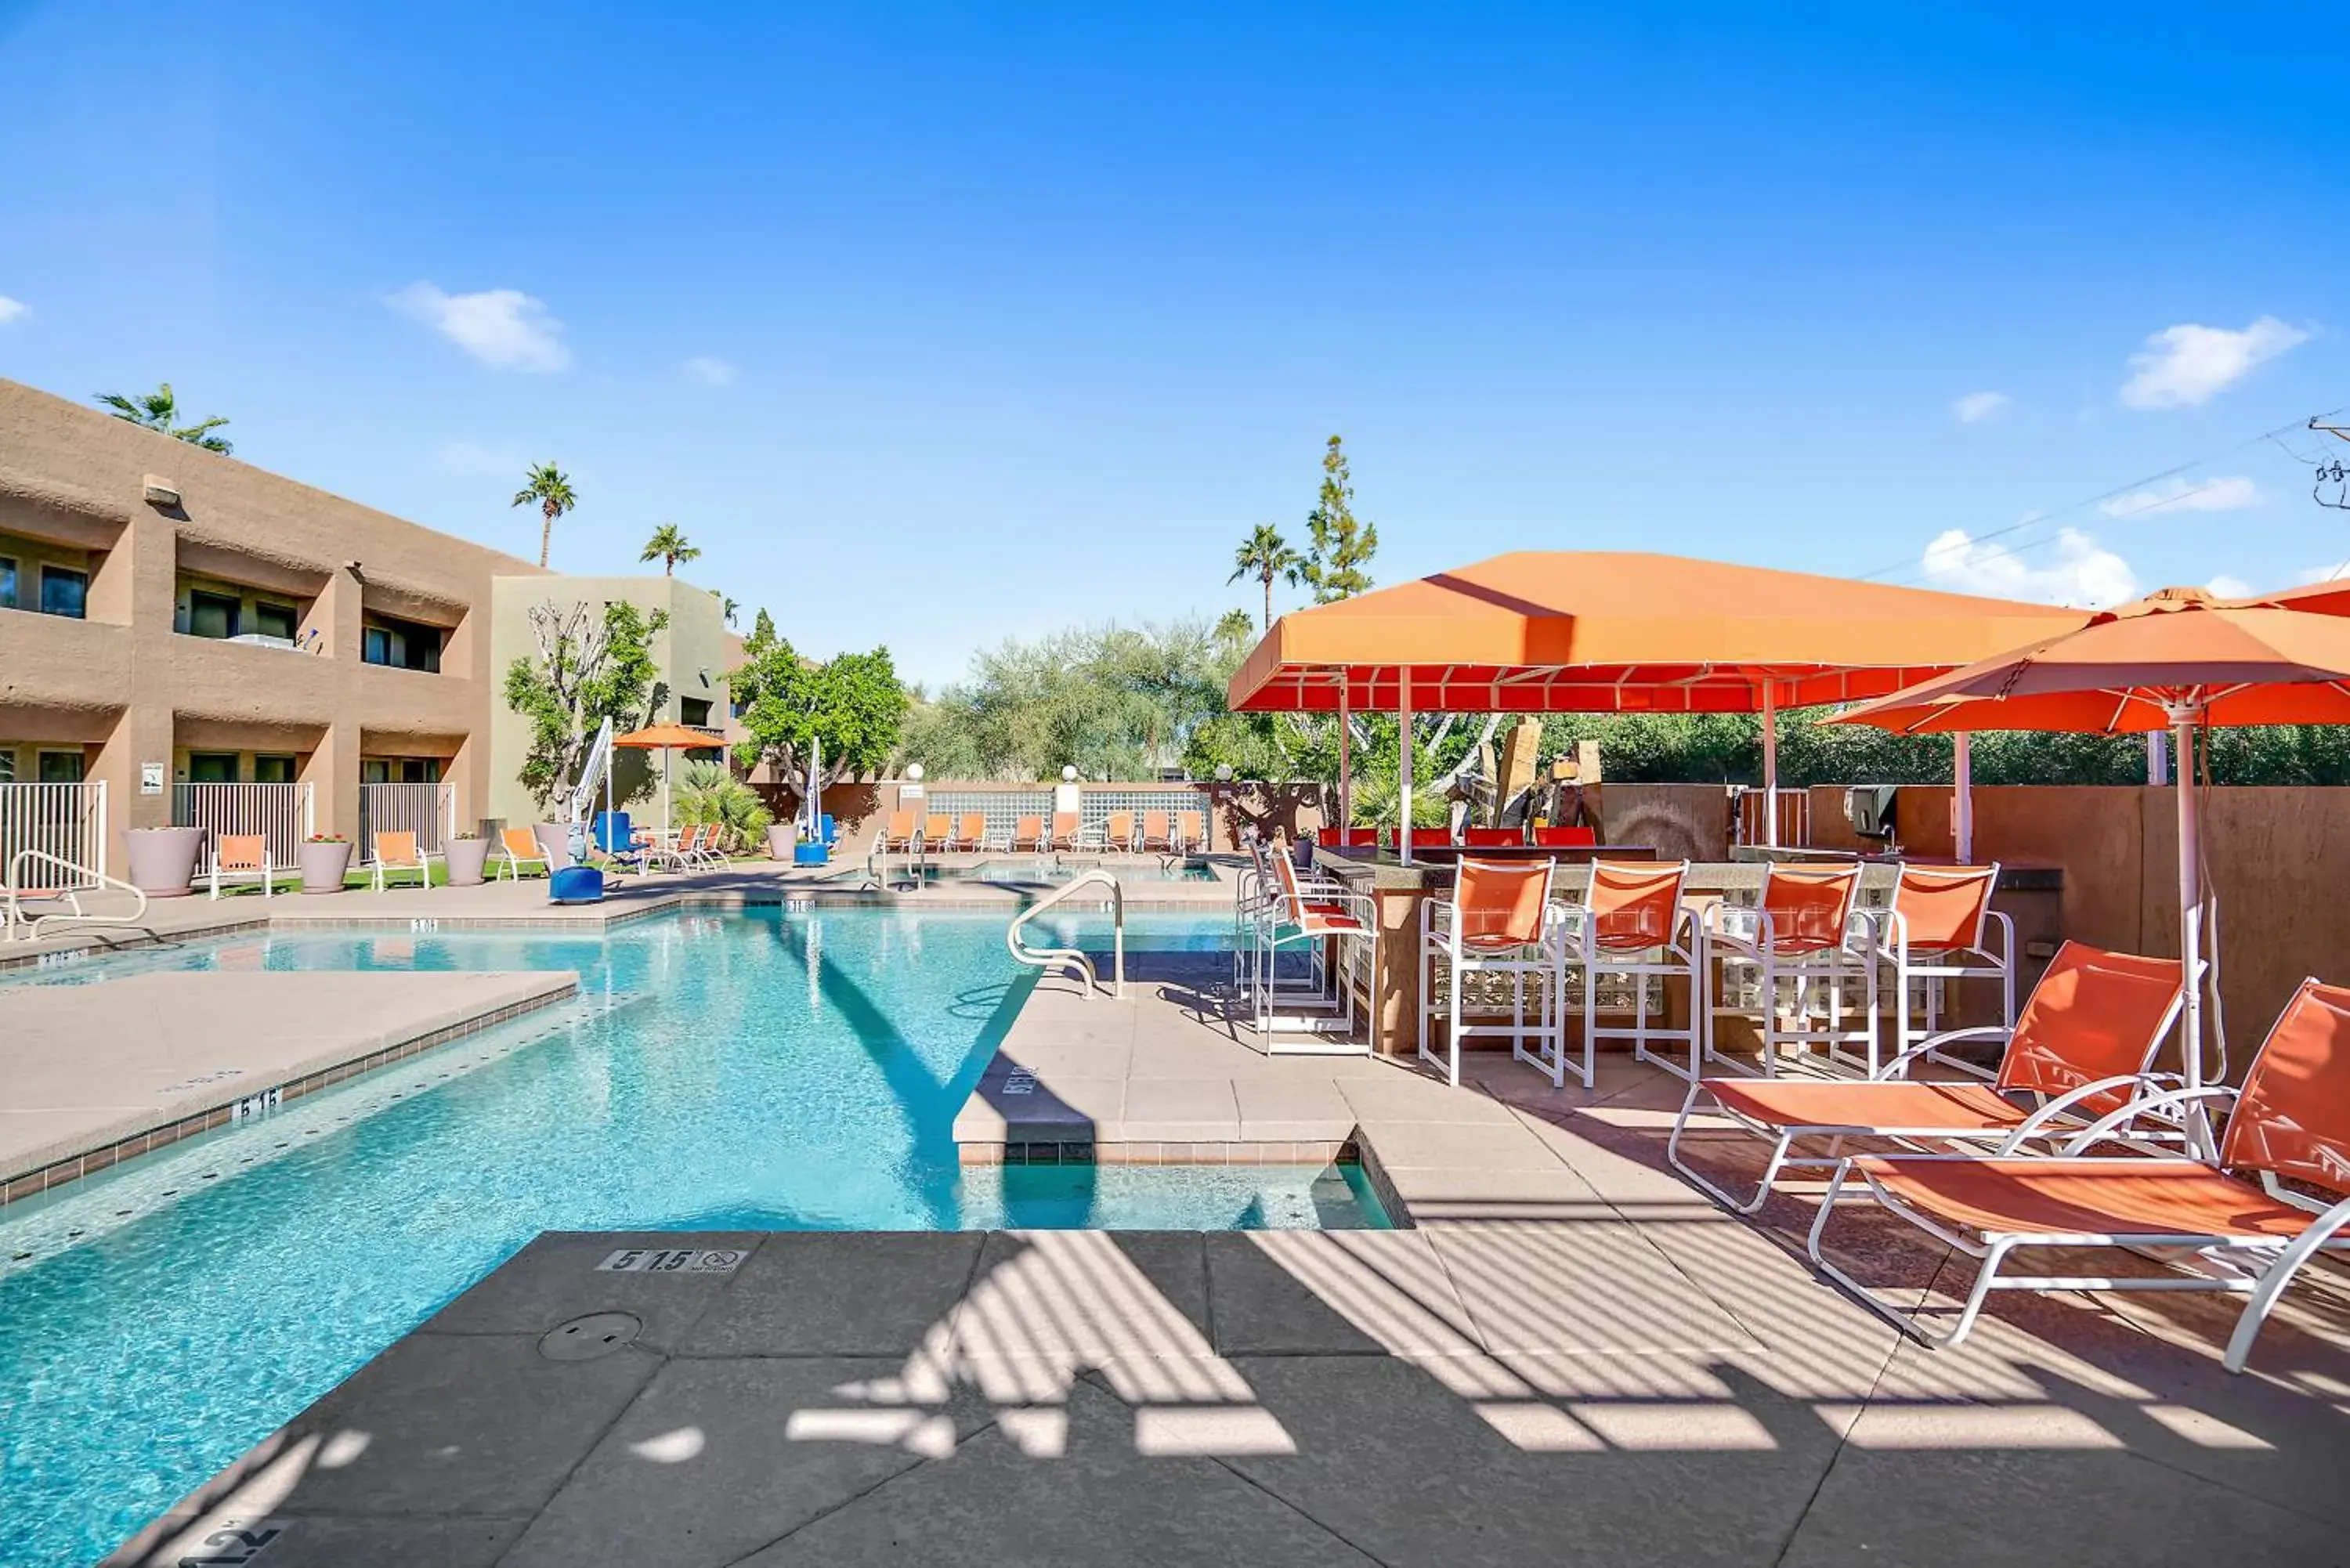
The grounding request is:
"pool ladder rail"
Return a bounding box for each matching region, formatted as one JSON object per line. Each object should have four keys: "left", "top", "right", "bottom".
{"left": 2, "top": 849, "right": 150, "bottom": 942}
{"left": 1007, "top": 868, "right": 1126, "bottom": 999}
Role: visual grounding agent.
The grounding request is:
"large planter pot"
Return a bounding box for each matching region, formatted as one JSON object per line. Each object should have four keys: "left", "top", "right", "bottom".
{"left": 445, "top": 837, "right": 490, "bottom": 887}
{"left": 767, "top": 824, "right": 797, "bottom": 861}
{"left": 125, "top": 826, "right": 205, "bottom": 898}
{"left": 298, "top": 839, "right": 354, "bottom": 894}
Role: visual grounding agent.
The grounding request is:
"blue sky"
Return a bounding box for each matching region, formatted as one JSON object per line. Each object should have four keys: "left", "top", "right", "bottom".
{"left": 2, "top": 3, "right": 2342, "bottom": 686}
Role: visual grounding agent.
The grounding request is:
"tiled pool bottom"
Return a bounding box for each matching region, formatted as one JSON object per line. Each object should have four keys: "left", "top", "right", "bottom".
{"left": 0, "top": 910, "right": 1380, "bottom": 1568}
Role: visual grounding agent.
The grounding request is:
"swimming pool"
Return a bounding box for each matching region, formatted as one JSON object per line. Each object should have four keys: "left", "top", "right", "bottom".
{"left": 0, "top": 908, "right": 1381, "bottom": 1568}
{"left": 842, "top": 855, "right": 1222, "bottom": 885}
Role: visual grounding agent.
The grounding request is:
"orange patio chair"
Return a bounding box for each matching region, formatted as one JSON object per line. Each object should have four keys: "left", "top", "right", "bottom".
{"left": 1702, "top": 861, "right": 1871, "bottom": 1076}
{"left": 367, "top": 829, "right": 434, "bottom": 892}
{"left": 1419, "top": 858, "right": 1560, "bottom": 1088}
{"left": 497, "top": 826, "right": 551, "bottom": 880}
{"left": 1177, "top": 809, "right": 1205, "bottom": 852}
{"left": 1049, "top": 810, "right": 1083, "bottom": 851}
{"left": 1140, "top": 809, "right": 1174, "bottom": 853}
{"left": 880, "top": 810, "right": 917, "bottom": 854}
{"left": 207, "top": 833, "right": 284, "bottom": 900}
{"left": 1242, "top": 844, "right": 1378, "bottom": 1053}
{"left": 1871, "top": 863, "right": 2017, "bottom": 1071}
{"left": 1669, "top": 941, "right": 2184, "bottom": 1213}
{"left": 1104, "top": 810, "right": 1137, "bottom": 852}
{"left": 1808, "top": 976, "right": 2350, "bottom": 1372}
{"left": 953, "top": 812, "right": 988, "bottom": 854}
{"left": 1010, "top": 814, "right": 1047, "bottom": 853}
{"left": 1550, "top": 860, "right": 1699, "bottom": 1088}
{"left": 922, "top": 812, "right": 950, "bottom": 852}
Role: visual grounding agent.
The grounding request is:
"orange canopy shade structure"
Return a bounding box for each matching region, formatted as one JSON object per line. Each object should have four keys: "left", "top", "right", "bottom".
{"left": 1833, "top": 583, "right": 2350, "bottom": 1153}
{"left": 613, "top": 722, "right": 725, "bottom": 749}
{"left": 1227, "top": 551, "right": 2085, "bottom": 715}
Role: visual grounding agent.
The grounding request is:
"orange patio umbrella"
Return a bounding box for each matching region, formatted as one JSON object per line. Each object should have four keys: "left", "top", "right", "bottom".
{"left": 1227, "top": 552, "right": 2084, "bottom": 860}
{"left": 1830, "top": 584, "right": 2350, "bottom": 1149}
{"left": 614, "top": 721, "right": 725, "bottom": 835}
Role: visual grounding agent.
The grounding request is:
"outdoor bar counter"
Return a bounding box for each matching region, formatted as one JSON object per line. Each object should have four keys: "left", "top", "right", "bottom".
{"left": 1307, "top": 844, "right": 2062, "bottom": 1057}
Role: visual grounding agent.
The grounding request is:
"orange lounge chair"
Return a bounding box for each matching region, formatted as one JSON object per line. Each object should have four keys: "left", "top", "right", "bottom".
{"left": 1419, "top": 857, "right": 1560, "bottom": 1088}
{"left": 1104, "top": 810, "right": 1137, "bottom": 852}
{"left": 1010, "top": 815, "right": 1046, "bottom": 853}
{"left": 1140, "top": 809, "right": 1174, "bottom": 853}
{"left": 207, "top": 833, "right": 285, "bottom": 900}
{"left": 1808, "top": 976, "right": 2350, "bottom": 1372}
{"left": 953, "top": 812, "right": 987, "bottom": 854}
{"left": 1177, "top": 809, "right": 1204, "bottom": 852}
{"left": 880, "top": 810, "right": 917, "bottom": 854}
{"left": 367, "top": 829, "right": 435, "bottom": 892}
{"left": 1669, "top": 942, "right": 2184, "bottom": 1213}
{"left": 922, "top": 813, "right": 951, "bottom": 852}
{"left": 1049, "top": 811, "right": 1083, "bottom": 851}
{"left": 497, "top": 826, "right": 551, "bottom": 880}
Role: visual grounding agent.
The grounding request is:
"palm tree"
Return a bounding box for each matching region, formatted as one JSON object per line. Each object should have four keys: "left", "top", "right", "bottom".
{"left": 511, "top": 462, "right": 577, "bottom": 569}
{"left": 641, "top": 522, "right": 700, "bottom": 576}
{"left": 1228, "top": 523, "right": 1301, "bottom": 630}
{"left": 94, "top": 383, "right": 232, "bottom": 453}
{"left": 720, "top": 594, "right": 740, "bottom": 627}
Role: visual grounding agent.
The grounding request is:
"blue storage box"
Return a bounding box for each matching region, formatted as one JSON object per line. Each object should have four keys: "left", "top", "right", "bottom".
{"left": 548, "top": 865, "right": 606, "bottom": 905}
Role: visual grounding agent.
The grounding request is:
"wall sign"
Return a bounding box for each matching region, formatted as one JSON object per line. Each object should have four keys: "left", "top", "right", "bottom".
{"left": 141, "top": 763, "right": 165, "bottom": 796}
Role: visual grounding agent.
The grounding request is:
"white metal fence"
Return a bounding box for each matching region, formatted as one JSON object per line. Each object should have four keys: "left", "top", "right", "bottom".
{"left": 0, "top": 780, "right": 107, "bottom": 889}
{"left": 358, "top": 782, "right": 455, "bottom": 859}
{"left": 174, "top": 782, "right": 316, "bottom": 871}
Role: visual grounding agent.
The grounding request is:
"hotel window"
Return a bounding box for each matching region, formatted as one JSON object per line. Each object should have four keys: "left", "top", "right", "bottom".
{"left": 0, "top": 751, "right": 14, "bottom": 782}
{"left": 187, "top": 753, "right": 239, "bottom": 784}
{"left": 362, "top": 615, "right": 443, "bottom": 672}
{"left": 0, "top": 557, "right": 15, "bottom": 609}
{"left": 38, "top": 751, "right": 85, "bottom": 783}
{"left": 254, "top": 754, "right": 297, "bottom": 784}
{"left": 253, "top": 602, "right": 299, "bottom": 642}
{"left": 680, "top": 699, "right": 712, "bottom": 727}
{"left": 361, "top": 757, "right": 441, "bottom": 785}
{"left": 186, "top": 589, "right": 241, "bottom": 640}
{"left": 40, "top": 565, "right": 88, "bottom": 620}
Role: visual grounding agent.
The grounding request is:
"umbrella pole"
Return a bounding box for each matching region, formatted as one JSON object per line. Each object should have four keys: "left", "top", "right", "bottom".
{"left": 1397, "top": 667, "right": 1414, "bottom": 866}
{"left": 1338, "top": 684, "right": 1352, "bottom": 837}
{"left": 1760, "top": 679, "right": 1779, "bottom": 848}
{"left": 1953, "top": 732, "right": 1973, "bottom": 863}
{"left": 2170, "top": 703, "right": 2214, "bottom": 1158}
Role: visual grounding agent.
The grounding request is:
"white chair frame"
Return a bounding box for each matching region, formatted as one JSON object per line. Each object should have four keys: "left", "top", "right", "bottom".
{"left": 1417, "top": 861, "right": 1567, "bottom": 1089}
{"left": 1865, "top": 866, "right": 2018, "bottom": 1079}
{"left": 1701, "top": 869, "right": 1875, "bottom": 1078}
{"left": 1551, "top": 860, "right": 1702, "bottom": 1089}
{"left": 368, "top": 840, "right": 438, "bottom": 892}
{"left": 206, "top": 838, "right": 287, "bottom": 901}
{"left": 1241, "top": 844, "right": 1376, "bottom": 1056}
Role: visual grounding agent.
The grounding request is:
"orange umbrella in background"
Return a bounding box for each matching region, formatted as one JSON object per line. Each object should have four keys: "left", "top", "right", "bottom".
{"left": 1830, "top": 584, "right": 2350, "bottom": 1151}
{"left": 614, "top": 721, "right": 724, "bottom": 837}
{"left": 1228, "top": 552, "right": 2085, "bottom": 860}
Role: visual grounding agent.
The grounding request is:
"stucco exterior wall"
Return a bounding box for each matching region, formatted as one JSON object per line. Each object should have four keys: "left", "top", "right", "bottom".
{"left": 0, "top": 375, "right": 550, "bottom": 858}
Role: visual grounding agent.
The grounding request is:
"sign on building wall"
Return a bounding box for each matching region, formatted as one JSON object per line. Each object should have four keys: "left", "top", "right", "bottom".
{"left": 140, "top": 763, "right": 164, "bottom": 796}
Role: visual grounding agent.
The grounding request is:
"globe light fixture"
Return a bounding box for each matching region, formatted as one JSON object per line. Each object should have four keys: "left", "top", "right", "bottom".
{"left": 1062, "top": 764, "right": 1079, "bottom": 782}
{"left": 1213, "top": 764, "right": 1233, "bottom": 782}
{"left": 905, "top": 762, "right": 924, "bottom": 782}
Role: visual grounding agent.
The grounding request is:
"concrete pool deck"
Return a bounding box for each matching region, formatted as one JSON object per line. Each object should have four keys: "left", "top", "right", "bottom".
{"left": 109, "top": 966, "right": 2350, "bottom": 1566}
{"left": 0, "top": 969, "right": 580, "bottom": 1202}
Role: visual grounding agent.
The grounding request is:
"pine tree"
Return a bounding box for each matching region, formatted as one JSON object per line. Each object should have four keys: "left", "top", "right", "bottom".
{"left": 1300, "top": 435, "right": 1376, "bottom": 602}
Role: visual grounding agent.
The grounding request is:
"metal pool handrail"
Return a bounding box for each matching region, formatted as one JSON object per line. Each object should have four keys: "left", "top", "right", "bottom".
{"left": 1007, "top": 868, "right": 1125, "bottom": 999}
{"left": 4, "top": 848, "right": 150, "bottom": 942}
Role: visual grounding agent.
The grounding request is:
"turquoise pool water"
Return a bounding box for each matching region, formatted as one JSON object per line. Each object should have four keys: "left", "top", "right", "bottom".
{"left": 0, "top": 909, "right": 1380, "bottom": 1568}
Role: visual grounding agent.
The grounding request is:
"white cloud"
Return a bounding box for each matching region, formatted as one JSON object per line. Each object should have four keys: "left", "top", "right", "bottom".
{"left": 2096, "top": 474, "right": 2264, "bottom": 517}
{"left": 2206, "top": 574, "right": 2254, "bottom": 599}
{"left": 682, "top": 355, "right": 737, "bottom": 387}
{"left": 1951, "top": 390, "right": 2009, "bottom": 424}
{"left": 0, "top": 295, "right": 26, "bottom": 326}
{"left": 386, "top": 282, "right": 569, "bottom": 372}
{"left": 1921, "top": 525, "right": 2138, "bottom": 609}
{"left": 2119, "top": 316, "right": 2306, "bottom": 409}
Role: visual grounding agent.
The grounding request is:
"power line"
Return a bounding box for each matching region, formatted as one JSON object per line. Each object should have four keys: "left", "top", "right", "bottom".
{"left": 1856, "top": 404, "right": 2345, "bottom": 587}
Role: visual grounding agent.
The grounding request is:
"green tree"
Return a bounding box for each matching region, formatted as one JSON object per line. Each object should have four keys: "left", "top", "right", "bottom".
{"left": 674, "top": 758, "right": 772, "bottom": 850}
{"left": 732, "top": 623, "right": 909, "bottom": 814}
{"left": 750, "top": 607, "right": 776, "bottom": 644}
{"left": 719, "top": 594, "right": 740, "bottom": 628}
{"left": 501, "top": 598, "right": 671, "bottom": 807}
{"left": 1299, "top": 435, "right": 1377, "bottom": 602}
{"left": 1228, "top": 524, "right": 1301, "bottom": 630}
{"left": 640, "top": 522, "right": 700, "bottom": 576}
{"left": 94, "top": 382, "right": 232, "bottom": 453}
{"left": 511, "top": 462, "right": 577, "bottom": 569}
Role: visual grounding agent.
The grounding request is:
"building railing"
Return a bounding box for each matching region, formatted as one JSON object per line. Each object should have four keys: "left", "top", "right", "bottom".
{"left": 174, "top": 782, "right": 316, "bottom": 871}
{"left": 0, "top": 780, "right": 107, "bottom": 889}
{"left": 358, "top": 782, "right": 455, "bottom": 858}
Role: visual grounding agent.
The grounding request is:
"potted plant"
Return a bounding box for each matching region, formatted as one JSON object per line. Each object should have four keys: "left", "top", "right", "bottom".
{"left": 445, "top": 831, "right": 490, "bottom": 887}
{"left": 125, "top": 824, "right": 207, "bottom": 897}
{"left": 298, "top": 833, "right": 353, "bottom": 894}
